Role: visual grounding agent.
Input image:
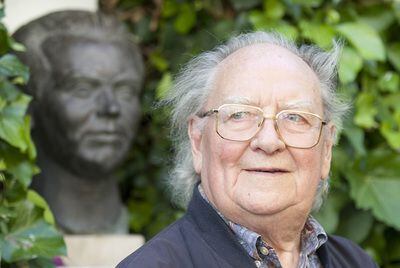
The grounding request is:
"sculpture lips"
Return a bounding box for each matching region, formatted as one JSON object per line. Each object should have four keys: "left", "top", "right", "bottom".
{"left": 85, "top": 131, "right": 124, "bottom": 143}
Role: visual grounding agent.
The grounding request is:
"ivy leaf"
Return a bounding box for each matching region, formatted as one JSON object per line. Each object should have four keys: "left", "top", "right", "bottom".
{"left": 378, "top": 71, "right": 399, "bottom": 93}
{"left": 128, "top": 201, "right": 153, "bottom": 232}
{"left": 289, "top": 0, "right": 323, "bottom": 7}
{"left": 380, "top": 121, "right": 400, "bottom": 150}
{"left": 27, "top": 190, "right": 55, "bottom": 225}
{"left": 271, "top": 23, "right": 298, "bottom": 40}
{"left": 0, "top": 115, "right": 26, "bottom": 151}
{"left": 23, "top": 116, "right": 37, "bottom": 160}
{"left": 326, "top": 9, "right": 340, "bottom": 25}
{"left": 0, "top": 77, "right": 20, "bottom": 101}
{"left": 338, "top": 47, "right": 363, "bottom": 84}
{"left": 174, "top": 3, "right": 196, "bottom": 34}
{"left": 0, "top": 54, "right": 29, "bottom": 83}
{"left": 393, "top": 1, "right": 400, "bottom": 24}
{"left": 354, "top": 92, "right": 378, "bottom": 128}
{"left": 336, "top": 207, "right": 374, "bottom": 243}
{"left": 388, "top": 237, "right": 400, "bottom": 262}
{"left": 0, "top": 158, "right": 6, "bottom": 170}
{"left": 149, "top": 51, "right": 169, "bottom": 72}
{"left": 8, "top": 38, "right": 26, "bottom": 52}
{"left": 343, "top": 125, "right": 366, "bottom": 156}
{"left": 0, "top": 24, "right": 9, "bottom": 55}
{"left": 1, "top": 220, "right": 66, "bottom": 262}
{"left": 3, "top": 93, "right": 31, "bottom": 119}
{"left": 8, "top": 160, "right": 39, "bottom": 188}
{"left": 156, "top": 72, "right": 172, "bottom": 100}
{"left": 161, "top": 0, "right": 179, "bottom": 18}
{"left": 0, "top": 4, "right": 4, "bottom": 20}
{"left": 229, "top": 0, "right": 261, "bottom": 11}
{"left": 0, "top": 93, "right": 31, "bottom": 152}
{"left": 299, "top": 20, "right": 336, "bottom": 48}
{"left": 388, "top": 43, "right": 400, "bottom": 72}
{"left": 336, "top": 22, "right": 385, "bottom": 61}
{"left": 348, "top": 150, "right": 400, "bottom": 230}
{"left": 263, "top": 0, "right": 285, "bottom": 20}
{"left": 313, "top": 191, "right": 349, "bottom": 233}
{"left": 0, "top": 143, "right": 39, "bottom": 188}
{"left": 249, "top": 11, "right": 298, "bottom": 40}
{"left": 358, "top": 4, "right": 396, "bottom": 32}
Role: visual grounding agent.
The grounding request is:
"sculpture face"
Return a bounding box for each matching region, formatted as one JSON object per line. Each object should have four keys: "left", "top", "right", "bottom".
{"left": 36, "top": 38, "right": 142, "bottom": 176}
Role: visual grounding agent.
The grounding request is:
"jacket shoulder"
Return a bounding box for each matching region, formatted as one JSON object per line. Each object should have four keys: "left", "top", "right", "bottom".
{"left": 324, "top": 235, "right": 378, "bottom": 268}
{"left": 117, "top": 216, "right": 195, "bottom": 268}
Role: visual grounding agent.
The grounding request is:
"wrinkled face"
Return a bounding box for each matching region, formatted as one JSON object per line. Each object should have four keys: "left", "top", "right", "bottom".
{"left": 189, "top": 44, "right": 334, "bottom": 224}
{"left": 36, "top": 39, "right": 142, "bottom": 175}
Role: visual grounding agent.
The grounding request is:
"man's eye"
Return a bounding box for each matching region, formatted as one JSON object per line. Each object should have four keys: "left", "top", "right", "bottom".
{"left": 285, "top": 113, "right": 307, "bottom": 123}
{"left": 229, "top": 111, "right": 249, "bottom": 120}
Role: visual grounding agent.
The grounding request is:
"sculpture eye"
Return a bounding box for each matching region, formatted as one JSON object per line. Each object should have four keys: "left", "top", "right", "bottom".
{"left": 71, "top": 83, "right": 94, "bottom": 98}
{"left": 114, "top": 81, "right": 139, "bottom": 99}
{"left": 114, "top": 84, "right": 134, "bottom": 98}
{"left": 64, "top": 79, "right": 98, "bottom": 99}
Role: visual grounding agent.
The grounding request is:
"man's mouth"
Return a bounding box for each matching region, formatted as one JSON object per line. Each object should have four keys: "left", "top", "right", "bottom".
{"left": 244, "top": 168, "right": 289, "bottom": 173}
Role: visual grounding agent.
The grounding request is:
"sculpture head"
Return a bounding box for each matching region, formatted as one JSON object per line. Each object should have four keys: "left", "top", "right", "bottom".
{"left": 13, "top": 11, "right": 144, "bottom": 178}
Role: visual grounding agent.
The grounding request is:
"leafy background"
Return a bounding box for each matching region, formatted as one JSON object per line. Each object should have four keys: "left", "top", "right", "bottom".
{"left": 1, "top": 0, "right": 400, "bottom": 267}
{"left": 0, "top": 3, "right": 66, "bottom": 267}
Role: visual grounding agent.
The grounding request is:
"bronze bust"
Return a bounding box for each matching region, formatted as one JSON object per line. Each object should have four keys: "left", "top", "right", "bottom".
{"left": 13, "top": 10, "right": 144, "bottom": 234}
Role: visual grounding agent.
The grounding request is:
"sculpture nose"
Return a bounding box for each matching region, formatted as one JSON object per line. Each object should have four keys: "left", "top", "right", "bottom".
{"left": 97, "top": 87, "right": 121, "bottom": 117}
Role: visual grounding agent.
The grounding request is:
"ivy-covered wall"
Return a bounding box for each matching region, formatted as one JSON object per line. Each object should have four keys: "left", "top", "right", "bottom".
{"left": 1, "top": 0, "right": 400, "bottom": 267}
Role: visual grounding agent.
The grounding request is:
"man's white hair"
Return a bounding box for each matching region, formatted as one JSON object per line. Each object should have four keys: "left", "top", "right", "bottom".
{"left": 162, "top": 31, "right": 350, "bottom": 210}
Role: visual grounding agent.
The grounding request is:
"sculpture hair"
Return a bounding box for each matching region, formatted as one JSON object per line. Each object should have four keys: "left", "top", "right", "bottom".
{"left": 12, "top": 10, "right": 144, "bottom": 99}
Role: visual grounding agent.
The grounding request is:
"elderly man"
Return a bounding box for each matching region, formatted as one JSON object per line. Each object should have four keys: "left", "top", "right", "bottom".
{"left": 118, "top": 32, "right": 377, "bottom": 267}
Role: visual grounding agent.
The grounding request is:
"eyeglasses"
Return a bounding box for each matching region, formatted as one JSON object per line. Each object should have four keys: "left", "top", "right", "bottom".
{"left": 198, "top": 103, "right": 327, "bottom": 149}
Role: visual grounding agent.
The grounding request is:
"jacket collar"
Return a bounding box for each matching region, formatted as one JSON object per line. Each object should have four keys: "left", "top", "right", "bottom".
{"left": 186, "top": 184, "right": 332, "bottom": 267}
{"left": 187, "top": 184, "right": 256, "bottom": 267}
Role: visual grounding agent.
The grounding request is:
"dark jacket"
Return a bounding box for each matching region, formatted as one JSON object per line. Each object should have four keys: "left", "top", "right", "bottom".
{"left": 118, "top": 188, "right": 378, "bottom": 268}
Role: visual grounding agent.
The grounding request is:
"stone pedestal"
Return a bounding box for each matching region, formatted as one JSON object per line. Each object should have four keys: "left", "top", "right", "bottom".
{"left": 60, "top": 235, "right": 144, "bottom": 267}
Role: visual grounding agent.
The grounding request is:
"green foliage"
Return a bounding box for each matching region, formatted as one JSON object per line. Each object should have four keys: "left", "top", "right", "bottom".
{"left": 0, "top": 5, "right": 65, "bottom": 267}
{"left": 106, "top": 0, "right": 400, "bottom": 266}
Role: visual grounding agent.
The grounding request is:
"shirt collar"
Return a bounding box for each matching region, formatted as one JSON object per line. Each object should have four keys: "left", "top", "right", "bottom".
{"left": 198, "top": 184, "right": 328, "bottom": 260}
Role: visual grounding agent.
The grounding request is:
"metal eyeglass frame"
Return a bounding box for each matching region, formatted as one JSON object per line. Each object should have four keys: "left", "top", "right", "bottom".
{"left": 197, "top": 103, "right": 327, "bottom": 149}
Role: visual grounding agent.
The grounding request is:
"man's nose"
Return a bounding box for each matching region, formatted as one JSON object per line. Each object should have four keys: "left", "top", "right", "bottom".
{"left": 96, "top": 87, "right": 121, "bottom": 117}
{"left": 251, "top": 119, "right": 286, "bottom": 153}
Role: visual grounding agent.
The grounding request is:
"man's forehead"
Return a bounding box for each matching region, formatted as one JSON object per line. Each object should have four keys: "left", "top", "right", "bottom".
{"left": 219, "top": 96, "right": 317, "bottom": 110}
{"left": 217, "top": 43, "right": 311, "bottom": 73}
{"left": 208, "top": 43, "right": 322, "bottom": 111}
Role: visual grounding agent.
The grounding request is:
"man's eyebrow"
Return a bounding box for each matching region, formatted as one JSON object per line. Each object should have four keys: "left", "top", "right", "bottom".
{"left": 280, "top": 100, "right": 315, "bottom": 110}
{"left": 222, "top": 96, "right": 253, "bottom": 105}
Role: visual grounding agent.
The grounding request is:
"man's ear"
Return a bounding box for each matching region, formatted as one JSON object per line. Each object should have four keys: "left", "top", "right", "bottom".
{"left": 188, "top": 116, "right": 203, "bottom": 174}
{"left": 321, "top": 123, "right": 335, "bottom": 180}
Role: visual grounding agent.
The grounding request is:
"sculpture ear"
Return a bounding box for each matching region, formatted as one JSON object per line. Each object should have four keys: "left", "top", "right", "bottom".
{"left": 188, "top": 116, "right": 203, "bottom": 174}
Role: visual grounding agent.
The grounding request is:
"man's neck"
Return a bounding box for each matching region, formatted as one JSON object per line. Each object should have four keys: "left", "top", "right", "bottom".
{"left": 236, "top": 206, "right": 309, "bottom": 268}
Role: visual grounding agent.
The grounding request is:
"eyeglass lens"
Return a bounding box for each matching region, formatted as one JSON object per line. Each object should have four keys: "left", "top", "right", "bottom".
{"left": 216, "top": 104, "right": 323, "bottom": 148}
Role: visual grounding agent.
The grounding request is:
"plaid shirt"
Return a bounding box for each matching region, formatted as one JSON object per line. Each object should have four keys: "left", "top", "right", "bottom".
{"left": 199, "top": 185, "right": 327, "bottom": 268}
